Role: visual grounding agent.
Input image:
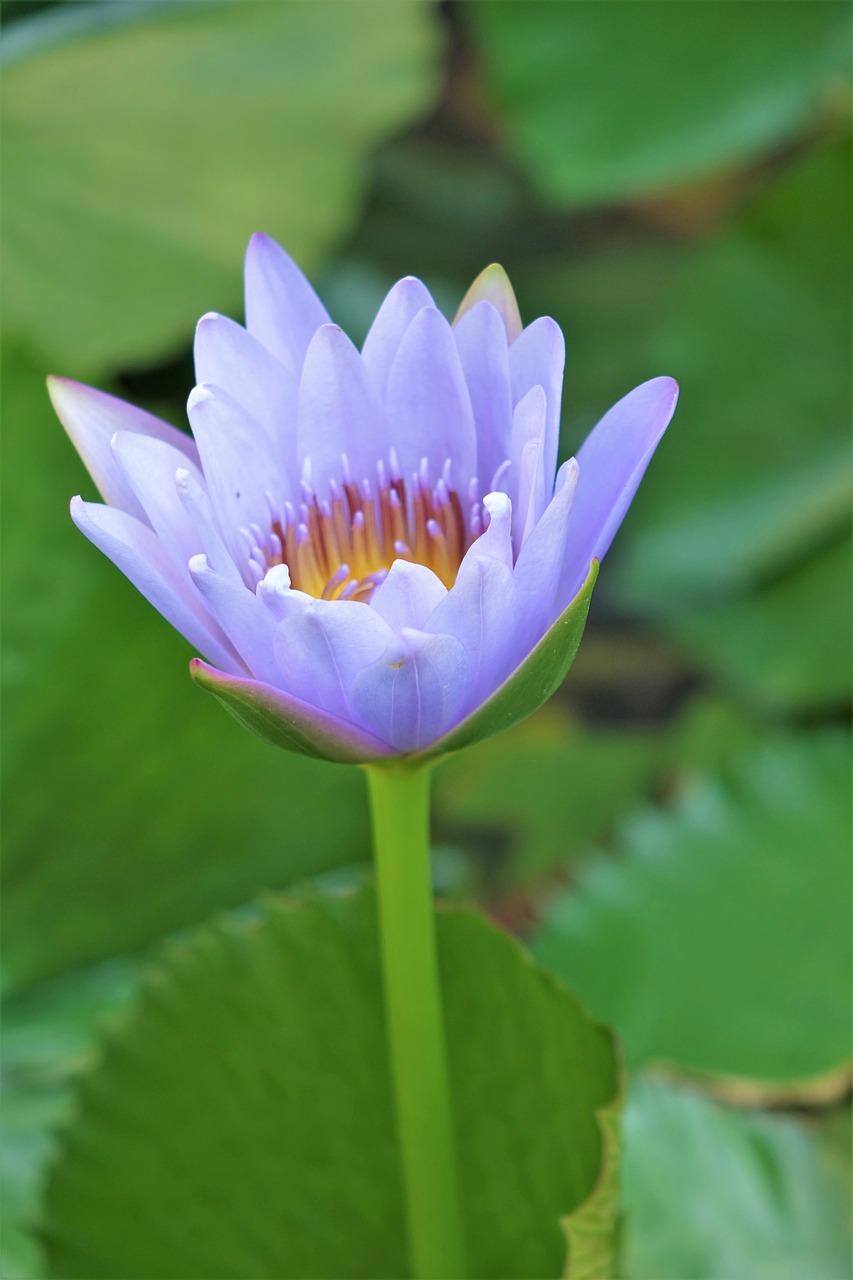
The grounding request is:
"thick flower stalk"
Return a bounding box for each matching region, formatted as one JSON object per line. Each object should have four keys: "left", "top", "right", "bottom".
{"left": 49, "top": 234, "right": 678, "bottom": 765}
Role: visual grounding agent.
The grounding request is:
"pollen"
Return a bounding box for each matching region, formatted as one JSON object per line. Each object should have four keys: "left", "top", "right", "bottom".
{"left": 241, "top": 453, "right": 485, "bottom": 603}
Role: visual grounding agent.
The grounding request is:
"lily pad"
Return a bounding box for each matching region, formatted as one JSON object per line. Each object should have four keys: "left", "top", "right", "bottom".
{"left": 533, "top": 735, "right": 853, "bottom": 1094}
{"left": 45, "top": 886, "right": 620, "bottom": 1279}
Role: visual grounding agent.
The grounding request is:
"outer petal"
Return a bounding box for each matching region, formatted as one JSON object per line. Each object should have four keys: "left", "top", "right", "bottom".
{"left": 175, "top": 468, "right": 244, "bottom": 584}
{"left": 194, "top": 313, "right": 299, "bottom": 486}
{"left": 453, "top": 264, "right": 523, "bottom": 342}
{"left": 424, "top": 554, "right": 517, "bottom": 711}
{"left": 362, "top": 276, "right": 435, "bottom": 399}
{"left": 70, "top": 498, "right": 240, "bottom": 673}
{"left": 190, "top": 660, "right": 394, "bottom": 764}
{"left": 508, "top": 385, "right": 548, "bottom": 552}
{"left": 509, "top": 317, "right": 565, "bottom": 492}
{"left": 189, "top": 555, "right": 280, "bottom": 685}
{"left": 187, "top": 384, "right": 290, "bottom": 565}
{"left": 243, "top": 232, "right": 330, "bottom": 373}
{"left": 453, "top": 301, "right": 513, "bottom": 495}
{"left": 385, "top": 306, "right": 477, "bottom": 490}
{"left": 48, "top": 377, "right": 197, "bottom": 522}
{"left": 513, "top": 459, "right": 580, "bottom": 648}
{"left": 111, "top": 432, "right": 204, "bottom": 578}
{"left": 349, "top": 628, "right": 470, "bottom": 752}
{"left": 297, "top": 325, "right": 390, "bottom": 494}
{"left": 559, "top": 377, "right": 679, "bottom": 604}
{"left": 273, "top": 599, "right": 394, "bottom": 721}
{"left": 368, "top": 559, "right": 447, "bottom": 631}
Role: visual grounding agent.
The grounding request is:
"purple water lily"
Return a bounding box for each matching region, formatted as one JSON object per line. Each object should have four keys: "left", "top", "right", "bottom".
{"left": 49, "top": 235, "right": 677, "bottom": 763}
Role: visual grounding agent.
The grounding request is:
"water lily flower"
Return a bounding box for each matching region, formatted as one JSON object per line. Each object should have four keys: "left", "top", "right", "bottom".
{"left": 49, "top": 235, "right": 677, "bottom": 765}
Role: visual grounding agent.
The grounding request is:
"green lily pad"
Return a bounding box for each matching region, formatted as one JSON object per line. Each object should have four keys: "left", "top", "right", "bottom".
{"left": 45, "top": 886, "right": 619, "bottom": 1279}
{"left": 622, "top": 1079, "right": 852, "bottom": 1280}
{"left": 533, "top": 735, "right": 853, "bottom": 1093}
{"left": 468, "top": 1, "right": 849, "bottom": 207}
{"left": 2, "top": 0, "right": 440, "bottom": 370}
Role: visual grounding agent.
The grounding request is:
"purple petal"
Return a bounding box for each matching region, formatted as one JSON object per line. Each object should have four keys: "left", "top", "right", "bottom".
{"left": 194, "top": 312, "right": 299, "bottom": 485}
{"left": 48, "top": 377, "right": 197, "bottom": 522}
{"left": 512, "top": 458, "right": 580, "bottom": 647}
{"left": 509, "top": 317, "right": 565, "bottom": 493}
{"left": 190, "top": 660, "right": 394, "bottom": 763}
{"left": 362, "top": 276, "right": 435, "bottom": 399}
{"left": 349, "top": 628, "right": 470, "bottom": 752}
{"left": 385, "top": 307, "right": 477, "bottom": 490}
{"left": 508, "top": 385, "right": 548, "bottom": 552}
{"left": 257, "top": 564, "right": 314, "bottom": 623}
{"left": 111, "top": 432, "right": 205, "bottom": 579}
{"left": 187, "top": 383, "right": 290, "bottom": 564}
{"left": 175, "top": 468, "right": 244, "bottom": 584}
{"left": 559, "top": 377, "right": 679, "bottom": 604}
{"left": 368, "top": 559, "right": 447, "bottom": 631}
{"left": 243, "top": 233, "right": 330, "bottom": 373}
{"left": 297, "top": 325, "right": 390, "bottom": 494}
{"left": 71, "top": 497, "right": 241, "bottom": 673}
{"left": 473, "top": 492, "right": 514, "bottom": 568}
{"left": 189, "top": 555, "right": 280, "bottom": 684}
{"left": 273, "top": 599, "right": 393, "bottom": 720}
{"left": 424, "top": 554, "right": 517, "bottom": 711}
{"left": 454, "top": 264, "right": 523, "bottom": 342}
{"left": 453, "top": 301, "right": 513, "bottom": 495}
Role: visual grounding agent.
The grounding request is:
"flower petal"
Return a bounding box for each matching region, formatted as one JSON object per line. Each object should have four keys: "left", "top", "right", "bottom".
{"left": 48, "top": 377, "right": 197, "bottom": 522}
{"left": 559, "top": 376, "right": 679, "bottom": 604}
{"left": 187, "top": 383, "right": 290, "bottom": 565}
{"left": 453, "top": 301, "right": 513, "bottom": 496}
{"left": 473, "top": 492, "right": 514, "bottom": 568}
{"left": 273, "top": 599, "right": 393, "bottom": 720}
{"left": 368, "top": 559, "right": 447, "bottom": 631}
{"left": 424, "top": 553, "right": 517, "bottom": 711}
{"left": 349, "top": 628, "right": 470, "bottom": 752}
{"left": 509, "top": 317, "right": 565, "bottom": 492}
{"left": 194, "top": 312, "right": 299, "bottom": 484}
{"left": 243, "top": 232, "right": 330, "bottom": 373}
{"left": 111, "top": 432, "right": 205, "bottom": 578}
{"left": 297, "top": 324, "right": 390, "bottom": 494}
{"left": 508, "top": 384, "right": 548, "bottom": 552}
{"left": 385, "top": 306, "right": 477, "bottom": 490}
{"left": 70, "top": 497, "right": 240, "bottom": 673}
{"left": 454, "top": 264, "right": 523, "bottom": 343}
{"left": 513, "top": 458, "right": 580, "bottom": 647}
{"left": 175, "top": 468, "right": 244, "bottom": 584}
{"left": 362, "top": 276, "right": 435, "bottom": 400}
{"left": 190, "top": 660, "right": 394, "bottom": 763}
{"left": 189, "top": 555, "right": 280, "bottom": 684}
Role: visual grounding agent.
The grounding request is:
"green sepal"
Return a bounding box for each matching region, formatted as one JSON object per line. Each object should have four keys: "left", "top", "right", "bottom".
{"left": 413, "top": 559, "right": 599, "bottom": 766}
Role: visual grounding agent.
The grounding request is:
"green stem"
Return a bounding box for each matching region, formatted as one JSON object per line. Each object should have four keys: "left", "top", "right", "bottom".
{"left": 365, "top": 764, "right": 466, "bottom": 1280}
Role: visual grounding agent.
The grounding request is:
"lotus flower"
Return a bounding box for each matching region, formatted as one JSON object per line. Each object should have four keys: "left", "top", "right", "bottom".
{"left": 49, "top": 235, "right": 677, "bottom": 764}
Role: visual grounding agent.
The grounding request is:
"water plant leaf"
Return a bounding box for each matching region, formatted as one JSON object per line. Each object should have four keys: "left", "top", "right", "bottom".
{"left": 622, "top": 1079, "right": 852, "bottom": 1279}
{"left": 2, "top": 0, "right": 440, "bottom": 370}
{"left": 533, "top": 735, "right": 853, "bottom": 1095}
{"left": 468, "top": 1, "right": 849, "bottom": 207}
{"left": 45, "top": 886, "right": 620, "bottom": 1279}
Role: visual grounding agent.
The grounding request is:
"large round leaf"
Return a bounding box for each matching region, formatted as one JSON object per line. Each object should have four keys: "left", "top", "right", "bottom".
{"left": 2, "top": 0, "right": 440, "bottom": 370}
{"left": 622, "top": 1079, "right": 852, "bottom": 1280}
{"left": 44, "top": 887, "right": 619, "bottom": 1279}
{"left": 468, "top": 1, "right": 849, "bottom": 207}
{"left": 533, "top": 735, "right": 852, "bottom": 1096}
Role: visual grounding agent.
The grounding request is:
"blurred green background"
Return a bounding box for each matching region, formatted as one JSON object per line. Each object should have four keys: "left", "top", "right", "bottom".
{"left": 1, "top": 2, "right": 851, "bottom": 1277}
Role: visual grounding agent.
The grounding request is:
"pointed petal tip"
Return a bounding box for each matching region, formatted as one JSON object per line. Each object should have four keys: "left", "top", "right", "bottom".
{"left": 187, "top": 383, "right": 216, "bottom": 411}
{"left": 455, "top": 263, "right": 522, "bottom": 340}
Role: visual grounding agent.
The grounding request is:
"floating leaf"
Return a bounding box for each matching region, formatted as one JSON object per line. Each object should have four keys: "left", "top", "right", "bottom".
{"left": 468, "top": 1, "right": 849, "bottom": 207}
{"left": 622, "top": 1079, "right": 852, "bottom": 1280}
{"left": 45, "top": 887, "right": 619, "bottom": 1279}
{"left": 533, "top": 735, "right": 853, "bottom": 1095}
{"left": 2, "top": 0, "right": 441, "bottom": 370}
